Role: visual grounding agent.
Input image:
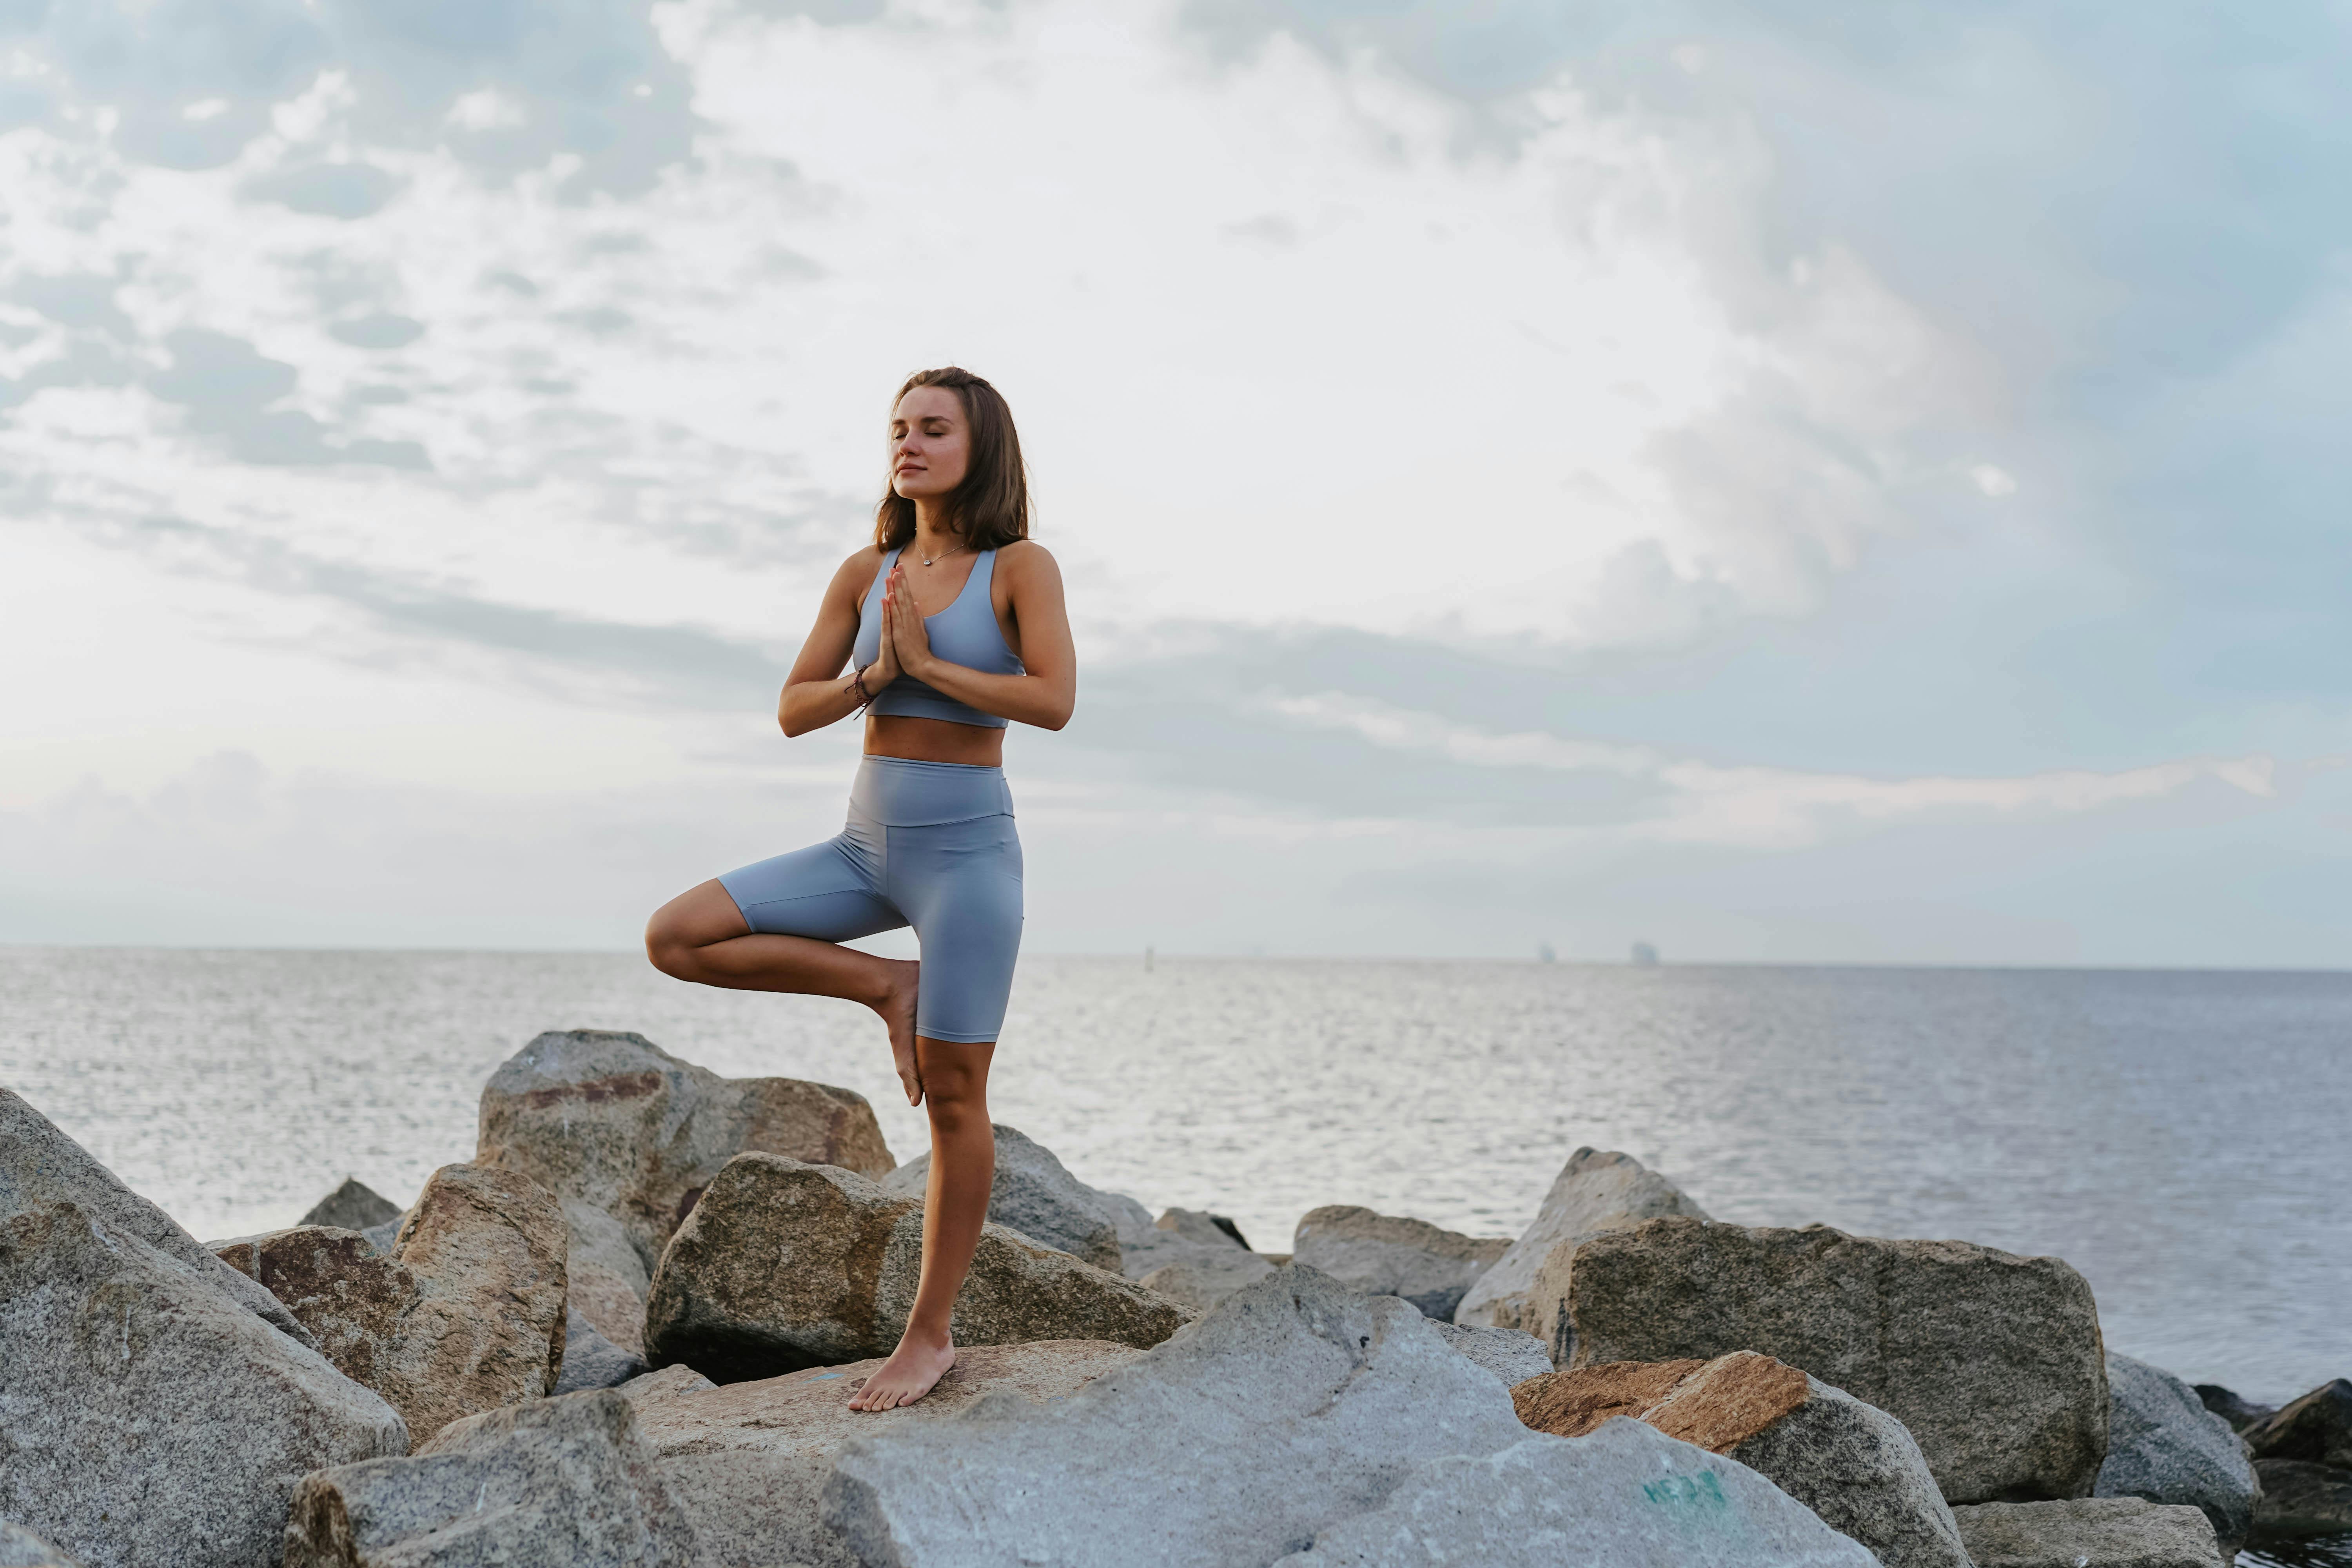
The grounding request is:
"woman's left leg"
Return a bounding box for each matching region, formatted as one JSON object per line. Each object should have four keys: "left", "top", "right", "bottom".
{"left": 847, "top": 1037, "right": 995, "bottom": 1410}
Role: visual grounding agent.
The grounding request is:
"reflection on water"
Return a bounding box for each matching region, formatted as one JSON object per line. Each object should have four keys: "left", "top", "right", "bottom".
{"left": 2244, "top": 1537, "right": 2352, "bottom": 1567}
{"left": 2, "top": 948, "right": 2346, "bottom": 1400}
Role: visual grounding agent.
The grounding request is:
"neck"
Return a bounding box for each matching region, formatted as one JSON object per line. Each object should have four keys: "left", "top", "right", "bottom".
{"left": 909, "top": 502, "right": 963, "bottom": 559}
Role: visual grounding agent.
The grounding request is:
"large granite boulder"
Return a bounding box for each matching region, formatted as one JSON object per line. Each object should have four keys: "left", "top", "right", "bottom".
{"left": 880, "top": 1124, "right": 1122, "bottom": 1271}
{"left": 820, "top": 1265, "right": 1537, "bottom": 1568}
{"left": 644, "top": 1154, "right": 1191, "bottom": 1382}
{"left": 1428, "top": 1320, "right": 1552, "bottom": 1387}
{"left": 2244, "top": 1377, "right": 2352, "bottom": 1469}
{"left": 554, "top": 1306, "right": 650, "bottom": 1394}
{"left": 1138, "top": 1249, "right": 1278, "bottom": 1310}
{"left": 283, "top": 1388, "right": 699, "bottom": 1567}
{"left": 1950, "top": 1498, "right": 2226, "bottom": 1568}
{"left": 1562, "top": 1215, "right": 2109, "bottom": 1504}
{"left": 215, "top": 1163, "right": 569, "bottom": 1450}
{"left": 0, "top": 1522, "right": 82, "bottom": 1567}
{"left": 1270, "top": 1418, "right": 1878, "bottom": 1568}
{"left": 475, "top": 1029, "right": 893, "bottom": 1353}
{"left": 0, "top": 1086, "right": 316, "bottom": 1349}
{"left": 1289, "top": 1205, "right": 1511, "bottom": 1319}
{"left": 1451, "top": 1146, "right": 1707, "bottom": 1340}
{"left": 298, "top": 1177, "right": 401, "bottom": 1233}
{"left": 1514, "top": 1351, "right": 1970, "bottom": 1568}
{"left": 629, "top": 1339, "right": 1141, "bottom": 1568}
{"left": 2252, "top": 1459, "right": 2352, "bottom": 1536}
{"left": 2094, "top": 1352, "right": 2261, "bottom": 1552}
{"left": 0, "top": 1200, "right": 407, "bottom": 1568}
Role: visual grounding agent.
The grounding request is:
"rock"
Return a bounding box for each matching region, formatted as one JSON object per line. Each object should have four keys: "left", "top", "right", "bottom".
{"left": 880, "top": 1125, "right": 1122, "bottom": 1270}
{"left": 631, "top": 1339, "right": 1140, "bottom": 1568}
{"left": 2191, "top": 1382, "right": 2276, "bottom": 1432}
{"left": 555, "top": 1306, "right": 651, "bottom": 1394}
{"left": 282, "top": 1388, "right": 699, "bottom": 1568}
{"left": 212, "top": 1163, "right": 568, "bottom": 1451}
{"left": 1271, "top": 1418, "right": 1878, "bottom": 1568}
{"left": 1114, "top": 1198, "right": 1257, "bottom": 1284}
{"left": 1561, "top": 1215, "right": 2109, "bottom": 1504}
{"left": 2245, "top": 1378, "right": 2352, "bottom": 1469}
{"left": 298, "top": 1176, "right": 401, "bottom": 1233}
{"left": 1138, "top": 1249, "right": 1278, "bottom": 1310}
{"left": 644, "top": 1154, "right": 1191, "bottom": 1383}
{"left": 2252, "top": 1460, "right": 2352, "bottom": 1536}
{"left": 1514, "top": 1351, "right": 1969, "bottom": 1568}
{"left": 1290, "top": 1205, "right": 1511, "bottom": 1320}
{"left": 1428, "top": 1320, "right": 1553, "bottom": 1387}
{"left": 1452, "top": 1145, "right": 1708, "bottom": 1339}
{"left": 475, "top": 1029, "right": 894, "bottom": 1351}
{"left": 359, "top": 1215, "right": 401, "bottom": 1254}
{"left": 820, "top": 1265, "right": 1536, "bottom": 1568}
{"left": 1, "top": 1085, "right": 318, "bottom": 1350}
{"left": 0, "top": 1200, "right": 407, "bottom": 1568}
{"left": 0, "top": 1521, "right": 83, "bottom": 1567}
{"left": 1951, "top": 1498, "right": 2226, "bottom": 1567}
{"left": 1158, "top": 1207, "right": 1251, "bottom": 1250}
{"left": 2095, "top": 1352, "right": 2261, "bottom": 1552}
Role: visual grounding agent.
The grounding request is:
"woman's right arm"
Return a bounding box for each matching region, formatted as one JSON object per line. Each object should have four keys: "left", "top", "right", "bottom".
{"left": 778, "top": 550, "right": 897, "bottom": 737}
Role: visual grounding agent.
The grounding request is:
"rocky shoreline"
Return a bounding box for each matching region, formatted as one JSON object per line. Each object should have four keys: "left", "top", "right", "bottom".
{"left": 1, "top": 1025, "right": 2345, "bottom": 1568}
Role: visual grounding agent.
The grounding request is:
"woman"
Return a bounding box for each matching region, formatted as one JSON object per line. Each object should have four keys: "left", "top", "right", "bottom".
{"left": 644, "top": 367, "right": 1075, "bottom": 1410}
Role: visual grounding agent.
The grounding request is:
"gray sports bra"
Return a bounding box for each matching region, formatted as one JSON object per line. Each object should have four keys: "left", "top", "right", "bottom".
{"left": 853, "top": 547, "right": 1025, "bottom": 729}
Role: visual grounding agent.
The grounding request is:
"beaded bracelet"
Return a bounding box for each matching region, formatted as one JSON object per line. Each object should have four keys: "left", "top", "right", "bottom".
{"left": 848, "top": 668, "right": 873, "bottom": 712}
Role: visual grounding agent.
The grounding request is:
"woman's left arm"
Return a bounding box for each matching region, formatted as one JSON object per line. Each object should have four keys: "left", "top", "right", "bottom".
{"left": 889, "top": 543, "right": 1077, "bottom": 730}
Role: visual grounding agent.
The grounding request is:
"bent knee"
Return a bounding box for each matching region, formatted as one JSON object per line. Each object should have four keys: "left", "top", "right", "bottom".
{"left": 644, "top": 917, "right": 699, "bottom": 979}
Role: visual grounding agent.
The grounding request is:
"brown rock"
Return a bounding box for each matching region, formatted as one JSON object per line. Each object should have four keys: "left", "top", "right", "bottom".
{"left": 628, "top": 1339, "right": 1140, "bottom": 1568}
{"left": 475, "top": 1029, "right": 893, "bottom": 1352}
{"left": 2253, "top": 1459, "right": 2352, "bottom": 1536}
{"left": 1951, "top": 1497, "right": 2227, "bottom": 1567}
{"left": 1562, "top": 1216, "right": 2109, "bottom": 1504}
{"left": 213, "top": 1163, "right": 567, "bottom": 1451}
{"left": 644, "top": 1154, "right": 1192, "bottom": 1383}
{"left": 1515, "top": 1351, "right": 1972, "bottom": 1568}
{"left": 2244, "top": 1378, "right": 2352, "bottom": 1469}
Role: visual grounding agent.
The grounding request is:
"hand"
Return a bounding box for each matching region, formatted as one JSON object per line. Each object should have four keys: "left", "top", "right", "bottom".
{"left": 885, "top": 563, "right": 934, "bottom": 675}
{"left": 866, "top": 589, "right": 903, "bottom": 691}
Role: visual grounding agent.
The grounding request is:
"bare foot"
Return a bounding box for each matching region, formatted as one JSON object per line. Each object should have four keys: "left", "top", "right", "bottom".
{"left": 847, "top": 1330, "right": 955, "bottom": 1411}
{"left": 875, "top": 958, "right": 921, "bottom": 1105}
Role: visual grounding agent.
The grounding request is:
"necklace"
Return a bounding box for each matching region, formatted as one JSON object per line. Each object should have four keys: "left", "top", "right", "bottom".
{"left": 914, "top": 541, "right": 967, "bottom": 568}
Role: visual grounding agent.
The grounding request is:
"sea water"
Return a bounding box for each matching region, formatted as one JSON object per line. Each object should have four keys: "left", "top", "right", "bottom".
{"left": 2, "top": 947, "right": 2345, "bottom": 1411}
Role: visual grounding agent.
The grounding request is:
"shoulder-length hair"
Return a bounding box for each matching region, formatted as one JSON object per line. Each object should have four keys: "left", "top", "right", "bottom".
{"left": 874, "top": 367, "right": 1031, "bottom": 552}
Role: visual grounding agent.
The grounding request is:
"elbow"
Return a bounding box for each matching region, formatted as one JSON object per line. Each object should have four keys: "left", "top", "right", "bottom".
{"left": 1042, "top": 702, "right": 1075, "bottom": 733}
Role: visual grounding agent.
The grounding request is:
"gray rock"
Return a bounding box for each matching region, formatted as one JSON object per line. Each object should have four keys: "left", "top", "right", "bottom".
{"left": 554, "top": 1306, "right": 650, "bottom": 1394}
{"left": 820, "top": 1265, "right": 1535, "bottom": 1568}
{"left": 1272, "top": 1418, "right": 1878, "bottom": 1567}
{"left": 2096, "top": 1352, "right": 2261, "bottom": 1552}
{"left": 1290, "top": 1205, "right": 1511, "bottom": 1320}
{"left": 1951, "top": 1497, "right": 2226, "bottom": 1567}
{"left": 0, "top": 1521, "right": 83, "bottom": 1567}
{"left": 880, "top": 1124, "right": 1122, "bottom": 1270}
{"left": 1562, "top": 1216, "right": 2109, "bottom": 1504}
{"left": 2, "top": 1086, "right": 317, "bottom": 1350}
{"left": 631, "top": 1339, "right": 1141, "bottom": 1568}
{"left": 361, "top": 1215, "right": 403, "bottom": 1254}
{"left": 1427, "top": 1320, "right": 1553, "bottom": 1387}
{"left": 646, "top": 1155, "right": 1191, "bottom": 1383}
{"left": 1452, "top": 1146, "right": 1708, "bottom": 1339}
{"left": 2252, "top": 1459, "right": 2352, "bottom": 1536}
{"left": 1158, "top": 1207, "right": 1250, "bottom": 1250}
{"left": 2245, "top": 1378, "right": 2352, "bottom": 1469}
{"left": 1513, "top": 1351, "right": 1969, "bottom": 1568}
{"left": 1115, "top": 1200, "right": 1256, "bottom": 1283}
{"left": 283, "top": 1388, "right": 699, "bottom": 1567}
{"left": 1137, "top": 1249, "right": 1278, "bottom": 1310}
{"left": 0, "top": 1200, "right": 407, "bottom": 1568}
{"left": 475, "top": 1029, "right": 894, "bottom": 1354}
{"left": 298, "top": 1176, "right": 401, "bottom": 1233}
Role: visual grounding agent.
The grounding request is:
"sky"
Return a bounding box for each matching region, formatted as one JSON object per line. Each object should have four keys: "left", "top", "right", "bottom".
{"left": 1, "top": 0, "right": 2345, "bottom": 965}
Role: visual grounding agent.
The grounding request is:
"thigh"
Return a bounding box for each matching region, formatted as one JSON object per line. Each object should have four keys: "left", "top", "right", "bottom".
{"left": 891, "top": 815, "right": 1024, "bottom": 1045}
{"left": 719, "top": 833, "right": 905, "bottom": 943}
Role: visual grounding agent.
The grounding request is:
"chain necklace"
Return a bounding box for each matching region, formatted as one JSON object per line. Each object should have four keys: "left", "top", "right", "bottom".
{"left": 914, "top": 539, "right": 967, "bottom": 568}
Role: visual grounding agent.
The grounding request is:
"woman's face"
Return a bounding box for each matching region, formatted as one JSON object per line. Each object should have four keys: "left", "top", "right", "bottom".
{"left": 890, "top": 386, "right": 970, "bottom": 503}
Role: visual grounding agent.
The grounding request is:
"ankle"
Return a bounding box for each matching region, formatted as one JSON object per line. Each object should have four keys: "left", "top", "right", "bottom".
{"left": 898, "top": 1321, "right": 953, "bottom": 1352}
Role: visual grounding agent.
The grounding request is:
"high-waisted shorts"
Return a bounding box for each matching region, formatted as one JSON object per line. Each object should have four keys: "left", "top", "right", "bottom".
{"left": 717, "top": 756, "right": 1023, "bottom": 1044}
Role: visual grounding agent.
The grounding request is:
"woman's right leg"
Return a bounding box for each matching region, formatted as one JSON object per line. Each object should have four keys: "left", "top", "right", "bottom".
{"left": 644, "top": 877, "right": 926, "bottom": 1107}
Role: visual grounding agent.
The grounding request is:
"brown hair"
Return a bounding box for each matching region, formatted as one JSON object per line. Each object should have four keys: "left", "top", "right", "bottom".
{"left": 874, "top": 367, "right": 1031, "bottom": 552}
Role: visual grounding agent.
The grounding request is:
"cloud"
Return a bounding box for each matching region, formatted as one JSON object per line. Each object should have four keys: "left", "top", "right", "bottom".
{"left": 245, "top": 161, "right": 402, "bottom": 218}
{"left": 145, "top": 329, "right": 430, "bottom": 468}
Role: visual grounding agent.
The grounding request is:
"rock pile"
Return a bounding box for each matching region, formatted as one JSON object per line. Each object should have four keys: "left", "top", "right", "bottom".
{"left": 10, "top": 1034, "right": 2347, "bottom": 1568}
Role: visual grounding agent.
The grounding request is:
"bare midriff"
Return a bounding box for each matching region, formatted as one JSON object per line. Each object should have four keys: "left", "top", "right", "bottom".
{"left": 864, "top": 712, "right": 1006, "bottom": 768}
